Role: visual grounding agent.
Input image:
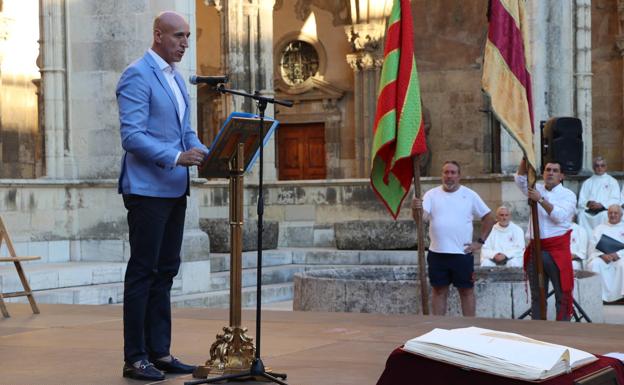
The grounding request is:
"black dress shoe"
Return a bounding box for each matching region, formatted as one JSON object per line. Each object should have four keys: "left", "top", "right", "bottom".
{"left": 152, "top": 356, "right": 196, "bottom": 374}
{"left": 122, "top": 360, "right": 165, "bottom": 381}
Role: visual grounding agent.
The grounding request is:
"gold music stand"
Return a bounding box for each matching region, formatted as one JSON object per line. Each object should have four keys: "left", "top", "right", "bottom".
{"left": 194, "top": 112, "right": 278, "bottom": 378}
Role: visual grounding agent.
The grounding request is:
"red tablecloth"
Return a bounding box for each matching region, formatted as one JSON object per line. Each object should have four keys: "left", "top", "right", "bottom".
{"left": 376, "top": 347, "right": 624, "bottom": 385}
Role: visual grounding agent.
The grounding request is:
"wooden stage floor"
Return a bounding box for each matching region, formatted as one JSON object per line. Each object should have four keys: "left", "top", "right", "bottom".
{"left": 0, "top": 304, "right": 623, "bottom": 385}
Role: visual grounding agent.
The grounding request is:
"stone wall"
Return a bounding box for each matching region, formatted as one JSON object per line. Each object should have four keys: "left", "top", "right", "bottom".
{"left": 592, "top": 0, "right": 623, "bottom": 169}
{"left": 195, "top": 175, "right": 589, "bottom": 247}
{"left": 0, "top": 174, "right": 611, "bottom": 259}
{"left": 293, "top": 266, "right": 604, "bottom": 322}
{"left": 413, "top": 0, "right": 491, "bottom": 176}
{"left": 65, "top": 0, "right": 198, "bottom": 179}
{"left": 0, "top": 179, "right": 208, "bottom": 262}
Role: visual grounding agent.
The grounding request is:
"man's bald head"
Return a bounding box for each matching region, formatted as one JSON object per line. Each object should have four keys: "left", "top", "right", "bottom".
{"left": 153, "top": 11, "right": 185, "bottom": 32}
{"left": 151, "top": 11, "right": 190, "bottom": 65}
{"left": 607, "top": 204, "right": 623, "bottom": 225}
{"left": 495, "top": 206, "right": 511, "bottom": 227}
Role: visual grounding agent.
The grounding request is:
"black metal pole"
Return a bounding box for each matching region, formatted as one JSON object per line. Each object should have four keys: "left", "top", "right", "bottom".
{"left": 255, "top": 95, "right": 267, "bottom": 360}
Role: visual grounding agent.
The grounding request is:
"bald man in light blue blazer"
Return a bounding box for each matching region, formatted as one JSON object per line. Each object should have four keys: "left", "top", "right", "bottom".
{"left": 116, "top": 11, "right": 208, "bottom": 382}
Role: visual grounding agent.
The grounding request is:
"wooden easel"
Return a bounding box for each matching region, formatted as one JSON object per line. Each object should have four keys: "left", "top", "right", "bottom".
{"left": 0, "top": 216, "right": 40, "bottom": 318}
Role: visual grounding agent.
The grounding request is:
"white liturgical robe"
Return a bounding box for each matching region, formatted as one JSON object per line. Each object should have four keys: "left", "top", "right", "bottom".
{"left": 480, "top": 222, "right": 525, "bottom": 267}
{"left": 577, "top": 174, "right": 620, "bottom": 235}
{"left": 570, "top": 222, "right": 588, "bottom": 270}
{"left": 588, "top": 222, "right": 624, "bottom": 302}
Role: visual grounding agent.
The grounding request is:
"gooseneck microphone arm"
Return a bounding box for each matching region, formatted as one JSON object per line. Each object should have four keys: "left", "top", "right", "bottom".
{"left": 213, "top": 84, "right": 294, "bottom": 108}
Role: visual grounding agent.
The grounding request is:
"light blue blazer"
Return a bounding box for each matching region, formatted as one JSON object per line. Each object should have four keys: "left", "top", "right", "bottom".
{"left": 116, "top": 52, "right": 208, "bottom": 197}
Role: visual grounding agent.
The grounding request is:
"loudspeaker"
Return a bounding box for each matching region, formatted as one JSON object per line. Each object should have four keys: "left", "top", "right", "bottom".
{"left": 541, "top": 117, "right": 583, "bottom": 175}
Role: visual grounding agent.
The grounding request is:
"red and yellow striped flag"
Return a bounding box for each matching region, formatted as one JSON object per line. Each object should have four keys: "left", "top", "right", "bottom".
{"left": 482, "top": 0, "right": 536, "bottom": 170}
{"left": 370, "top": 0, "right": 426, "bottom": 219}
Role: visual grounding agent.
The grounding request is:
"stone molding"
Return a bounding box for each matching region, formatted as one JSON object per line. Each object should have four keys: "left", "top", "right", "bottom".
{"left": 345, "top": 51, "right": 383, "bottom": 71}
{"left": 345, "top": 23, "right": 385, "bottom": 53}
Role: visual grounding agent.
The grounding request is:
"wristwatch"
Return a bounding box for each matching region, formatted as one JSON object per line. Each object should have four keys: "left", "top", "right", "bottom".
{"left": 477, "top": 237, "right": 485, "bottom": 244}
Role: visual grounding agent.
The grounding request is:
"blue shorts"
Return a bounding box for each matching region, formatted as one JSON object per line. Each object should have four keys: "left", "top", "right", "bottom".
{"left": 427, "top": 251, "right": 475, "bottom": 288}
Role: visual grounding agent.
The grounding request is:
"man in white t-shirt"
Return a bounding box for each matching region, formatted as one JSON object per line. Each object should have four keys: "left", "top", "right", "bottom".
{"left": 577, "top": 156, "right": 620, "bottom": 235}
{"left": 412, "top": 161, "right": 495, "bottom": 316}
{"left": 480, "top": 206, "right": 525, "bottom": 268}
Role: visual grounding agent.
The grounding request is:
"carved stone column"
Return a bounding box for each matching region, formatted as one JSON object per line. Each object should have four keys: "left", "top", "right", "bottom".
{"left": 221, "top": 0, "right": 277, "bottom": 181}
{"left": 575, "top": 0, "right": 592, "bottom": 170}
{"left": 346, "top": 48, "right": 383, "bottom": 177}
{"left": 345, "top": 0, "right": 391, "bottom": 177}
{"left": 39, "top": 0, "right": 69, "bottom": 178}
{"left": 0, "top": 10, "right": 8, "bottom": 145}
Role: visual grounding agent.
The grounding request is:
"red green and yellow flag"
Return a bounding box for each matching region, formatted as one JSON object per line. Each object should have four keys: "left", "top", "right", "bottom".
{"left": 370, "top": 0, "right": 426, "bottom": 220}
{"left": 482, "top": 0, "right": 536, "bottom": 170}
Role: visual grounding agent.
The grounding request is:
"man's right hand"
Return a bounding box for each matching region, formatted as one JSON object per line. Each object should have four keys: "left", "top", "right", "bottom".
{"left": 411, "top": 197, "right": 422, "bottom": 221}
{"left": 587, "top": 201, "right": 603, "bottom": 211}
{"left": 177, "top": 147, "right": 207, "bottom": 167}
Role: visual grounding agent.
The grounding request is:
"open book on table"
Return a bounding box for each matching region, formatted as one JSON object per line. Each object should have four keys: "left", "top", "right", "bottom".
{"left": 402, "top": 327, "right": 597, "bottom": 382}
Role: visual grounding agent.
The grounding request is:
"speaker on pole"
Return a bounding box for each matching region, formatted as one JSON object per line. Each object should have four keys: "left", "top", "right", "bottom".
{"left": 541, "top": 117, "right": 583, "bottom": 175}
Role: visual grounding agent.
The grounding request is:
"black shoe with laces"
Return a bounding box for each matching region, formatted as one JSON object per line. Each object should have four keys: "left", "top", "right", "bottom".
{"left": 152, "top": 356, "right": 196, "bottom": 374}
{"left": 122, "top": 360, "right": 165, "bottom": 381}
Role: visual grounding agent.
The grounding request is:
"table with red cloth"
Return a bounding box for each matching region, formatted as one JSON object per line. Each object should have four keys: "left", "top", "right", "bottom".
{"left": 376, "top": 347, "right": 624, "bottom": 385}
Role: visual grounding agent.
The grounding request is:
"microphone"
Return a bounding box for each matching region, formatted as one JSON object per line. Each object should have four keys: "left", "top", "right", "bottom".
{"left": 189, "top": 75, "right": 229, "bottom": 86}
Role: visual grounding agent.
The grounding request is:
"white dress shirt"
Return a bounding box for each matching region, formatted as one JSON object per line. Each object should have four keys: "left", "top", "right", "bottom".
{"left": 514, "top": 174, "right": 576, "bottom": 239}
{"left": 148, "top": 49, "right": 186, "bottom": 165}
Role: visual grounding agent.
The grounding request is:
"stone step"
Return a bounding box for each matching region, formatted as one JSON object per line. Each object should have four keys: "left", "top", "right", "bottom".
{"left": 5, "top": 282, "right": 125, "bottom": 305}
{"left": 209, "top": 264, "right": 306, "bottom": 291}
{"left": 210, "top": 249, "right": 294, "bottom": 272}
{"left": 210, "top": 249, "right": 427, "bottom": 273}
{"left": 172, "top": 282, "right": 294, "bottom": 309}
{"left": 0, "top": 262, "right": 126, "bottom": 293}
{"left": 1, "top": 240, "right": 72, "bottom": 265}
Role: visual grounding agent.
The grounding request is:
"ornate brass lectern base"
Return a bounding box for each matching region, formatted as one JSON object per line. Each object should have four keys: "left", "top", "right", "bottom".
{"left": 193, "top": 326, "right": 255, "bottom": 377}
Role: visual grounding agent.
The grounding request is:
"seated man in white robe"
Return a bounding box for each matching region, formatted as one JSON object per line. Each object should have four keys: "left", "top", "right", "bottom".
{"left": 480, "top": 206, "right": 525, "bottom": 267}
{"left": 588, "top": 204, "right": 624, "bottom": 303}
{"left": 577, "top": 156, "right": 620, "bottom": 235}
{"left": 570, "top": 220, "right": 588, "bottom": 270}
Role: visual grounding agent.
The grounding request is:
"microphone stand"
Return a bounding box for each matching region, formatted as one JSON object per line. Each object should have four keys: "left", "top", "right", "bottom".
{"left": 185, "top": 85, "right": 292, "bottom": 385}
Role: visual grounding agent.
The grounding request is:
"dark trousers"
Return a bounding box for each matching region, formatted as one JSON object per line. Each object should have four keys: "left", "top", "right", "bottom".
{"left": 123, "top": 194, "right": 187, "bottom": 364}
{"left": 527, "top": 250, "right": 571, "bottom": 321}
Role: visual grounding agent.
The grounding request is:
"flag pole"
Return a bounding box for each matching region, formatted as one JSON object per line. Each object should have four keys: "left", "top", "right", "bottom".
{"left": 528, "top": 166, "right": 546, "bottom": 319}
{"left": 413, "top": 155, "right": 429, "bottom": 315}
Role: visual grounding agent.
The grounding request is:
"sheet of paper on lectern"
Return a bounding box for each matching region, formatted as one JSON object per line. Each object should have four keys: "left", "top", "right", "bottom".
{"left": 402, "top": 327, "right": 597, "bottom": 381}
{"left": 201, "top": 111, "right": 279, "bottom": 179}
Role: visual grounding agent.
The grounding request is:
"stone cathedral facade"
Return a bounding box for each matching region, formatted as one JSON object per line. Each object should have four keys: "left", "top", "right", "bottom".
{"left": 0, "top": 0, "right": 622, "bottom": 302}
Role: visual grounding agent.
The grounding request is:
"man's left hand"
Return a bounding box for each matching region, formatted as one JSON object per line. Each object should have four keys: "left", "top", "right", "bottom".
{"left": 527, "top": 188, "right": 541, "bottom": 202}
{"left": 464, "top": 242, "right": 482, "bottom": 253}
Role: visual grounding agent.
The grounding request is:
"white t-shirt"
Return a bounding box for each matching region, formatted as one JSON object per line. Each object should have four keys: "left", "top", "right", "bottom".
{"left": 423, "top": 185, "right": 491, "bottom": 254}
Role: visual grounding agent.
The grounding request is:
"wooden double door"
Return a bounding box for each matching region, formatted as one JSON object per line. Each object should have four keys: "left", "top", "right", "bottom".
{"left": 277, "top": 123, "right": 326, "bottom": 180}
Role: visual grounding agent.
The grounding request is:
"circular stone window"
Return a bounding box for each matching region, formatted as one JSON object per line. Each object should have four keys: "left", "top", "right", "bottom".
{"left": 279, "top": 40, "right": 319, "bottom": 86}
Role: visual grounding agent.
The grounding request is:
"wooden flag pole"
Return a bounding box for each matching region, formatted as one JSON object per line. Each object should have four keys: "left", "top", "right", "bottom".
{"left": 528, "top": 166, "right": 546, "bottom": 320}
{"left": 413, "top": 155, "right": 429, "bottom": 315}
